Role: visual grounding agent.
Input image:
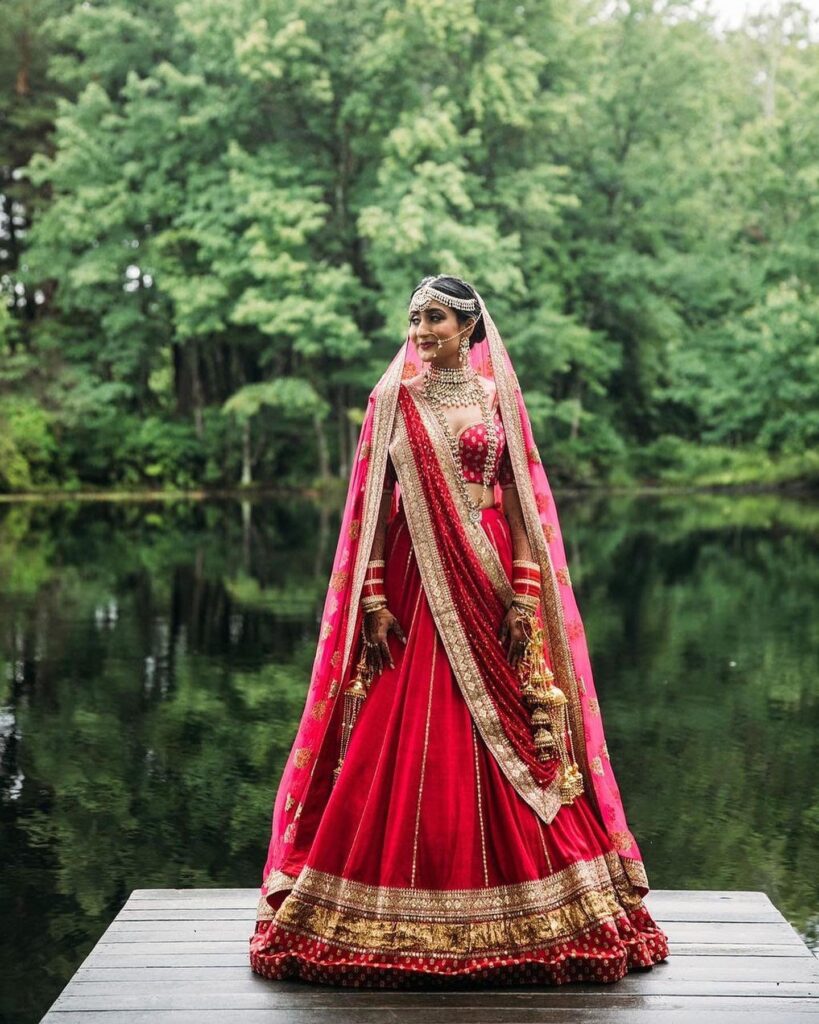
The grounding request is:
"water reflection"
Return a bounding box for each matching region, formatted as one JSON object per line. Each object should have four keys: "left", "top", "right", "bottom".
{"left": 0, "top": 492, "right": 817, "bottom": 1023}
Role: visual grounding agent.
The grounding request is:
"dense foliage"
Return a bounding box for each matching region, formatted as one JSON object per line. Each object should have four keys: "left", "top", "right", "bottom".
{"left": 1, "top": 0, "right": 817, "bottom": 491}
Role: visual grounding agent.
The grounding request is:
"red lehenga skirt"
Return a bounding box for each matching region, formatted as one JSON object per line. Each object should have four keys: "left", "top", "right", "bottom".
{"left": 249, "top": 501, "right": 669, "bottom": 987}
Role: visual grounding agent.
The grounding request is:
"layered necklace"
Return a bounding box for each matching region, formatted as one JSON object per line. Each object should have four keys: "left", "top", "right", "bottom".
{"left": 422, "top": 361, "right": 498, "bottom": 524}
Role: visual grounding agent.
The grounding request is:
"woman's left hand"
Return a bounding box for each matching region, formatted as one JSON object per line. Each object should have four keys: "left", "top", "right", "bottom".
{"left": 499, "top": 606, "right": 529, "bottom": 669}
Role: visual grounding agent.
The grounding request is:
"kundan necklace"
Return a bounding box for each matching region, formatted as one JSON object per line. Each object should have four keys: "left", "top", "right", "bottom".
{"left": 422, "top": 361, "right": 498, "bottom": 524}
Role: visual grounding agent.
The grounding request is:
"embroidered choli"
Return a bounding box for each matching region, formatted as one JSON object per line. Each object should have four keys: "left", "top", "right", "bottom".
{"left": 385, "top": 405, "right": 514, "bottom": 491}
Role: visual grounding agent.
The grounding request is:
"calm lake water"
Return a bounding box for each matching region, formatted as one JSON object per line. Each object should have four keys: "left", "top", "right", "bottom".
{"left": 1, "top": 492, "right": 818, "bottom": 1023}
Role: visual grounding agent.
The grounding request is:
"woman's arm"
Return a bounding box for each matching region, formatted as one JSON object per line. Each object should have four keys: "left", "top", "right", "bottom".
{"left": 498, "top": 447, "right": 538, "bottom": 666}
{"left": 502, "top": 482, "right": 534, "bottom": 564}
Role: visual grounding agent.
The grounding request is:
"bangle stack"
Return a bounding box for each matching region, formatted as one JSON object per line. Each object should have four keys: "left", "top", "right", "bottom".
{"left": 511, "top": 559, "right": 540, "bottom": 613}
{"left": 361, "top": 559, "right": 388, "bottom": 613}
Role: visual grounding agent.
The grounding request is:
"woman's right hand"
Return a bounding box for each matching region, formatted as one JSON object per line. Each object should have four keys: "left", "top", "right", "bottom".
{"left": 364, "top": 607, "right": 407, "bottom": 675}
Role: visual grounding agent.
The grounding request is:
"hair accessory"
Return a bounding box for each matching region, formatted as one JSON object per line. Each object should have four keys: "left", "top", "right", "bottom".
{"left": 409, "top": 277, "right": 480, "bottom": 314}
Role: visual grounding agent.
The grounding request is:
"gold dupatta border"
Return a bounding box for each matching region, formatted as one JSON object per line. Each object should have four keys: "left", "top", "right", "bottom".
{"left": 388, "top": 393, "right": 564, "bottom": 825}
{"left": 487, "top": 334, "right": 595, "bottom": 812}
{"left": 402, "top": 380, "right": 514, "bottom": 606}
{"left": 339, "top": 359, "right": 404, "bottom": 683}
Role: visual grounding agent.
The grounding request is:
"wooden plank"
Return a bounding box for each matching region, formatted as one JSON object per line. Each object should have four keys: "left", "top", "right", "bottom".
{"left": 66, "top": 969, "right": 819, "bottom": 998}
{"left": 80, "top": 948, "right": 819, "bottom": 982}
{"left": 39, "top": 999, "right": 819, "bottom": 1023}
{"left": 51, "top": 981, "right": 819, "bottom": 1010}
{"left": 39, "top": 889, "right": 819, "bottom": 1024}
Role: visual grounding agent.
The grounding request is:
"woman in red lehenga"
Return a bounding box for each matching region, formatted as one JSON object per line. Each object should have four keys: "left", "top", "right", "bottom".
{"left": 249, "top": 275, "right": 670, "bottom": 987}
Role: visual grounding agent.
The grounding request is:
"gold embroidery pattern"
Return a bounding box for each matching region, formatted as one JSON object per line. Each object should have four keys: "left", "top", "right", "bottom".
{"left": 411, "top": 632, "right": 437, "bottom": 887}
{"left": 578, "top": 674, "right": 587, "bottom": 694}
{"left": 262, "top": 868, "right": 298, "bottom": 900}
{"left": 566, "top": 619, "right": 584, "bottom": 640}
{"left": 536, "top": 821, "right": 553, "bottom": 874}
{"left": 472, "top": 721, "right": 490, "bottom": 886}
{"left": 286, "top": 851, "right": 639, "bottom": 919}
{"left": 294, "top": 802, "right": 303, "bottom": 820}
{"left": 389, "top": 402, "right": 564, "bottom": 826}
{"left": 311, "top": 699, "right": 328, "bottom": 721}
{"left": 283, "top": 822, "right": 296, "bottom": 843}
{"left": 556, "top": 566, "right": 571, "bottom": 586}
{"left": 349, "top": 519, "right": 361, "bottom": 540}
{"left": 536, "top": 492, "right": 551, "bottom": 513}
{"left": 320, "top": 621, "right": 333, "bottom": 640}
{"left": 285, "top": 793, "right": 295, "bottom": 812}
{"left": 588, "top": 697, "right": 600, "bottom": 715}
{"left": 329, "top": 571, "right": 348, "bottom": 592}
{"left": 359, "top": 441, "right": 370, "bottom": 460}
{"left": 256, "top": 893, "right": 276, "bottom": 919}
{"left": 328, "top": 679, "right": 339, "bottom": 698}
{"left": 293, "top": 747, "right": 312, "bottom": 769}
{"left": 621, "top": 856, "right": 649, "bottom": 890}
{"left": 610, "top": 830, "right": 634, "bottom": 853}
{"left": 601, "top": 741, "right": 610, "bottom": 760}
{"left": 591, "top": 756, "right": 604, "bottom": 775}
{"left": 271, "top": 853, "right": 647, "bottom": 957}
{"left": 528, "top": 446, "right": 541, "bottom": 463}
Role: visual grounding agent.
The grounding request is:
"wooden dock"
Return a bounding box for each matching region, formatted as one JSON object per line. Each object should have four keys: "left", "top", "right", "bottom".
{"left": 39, "top": 888, "right": 819, "bottom": 1022}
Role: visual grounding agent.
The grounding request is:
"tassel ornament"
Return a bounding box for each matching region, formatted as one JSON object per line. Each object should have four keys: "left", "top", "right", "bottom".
{"left": 332, "top": 623, "right": 375, "bottom": 786}
{"left": 516, "top": 611, "right": 584, "bottom": 805}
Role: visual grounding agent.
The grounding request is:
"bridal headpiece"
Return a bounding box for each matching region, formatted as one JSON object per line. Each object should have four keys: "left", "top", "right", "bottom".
{"left": 408, "top": 275, "right": 481, "bottom": 314}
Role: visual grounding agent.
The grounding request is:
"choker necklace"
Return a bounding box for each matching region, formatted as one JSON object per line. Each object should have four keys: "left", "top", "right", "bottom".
{"left": 422, "top": 362, "right": 481, "bottom": 408}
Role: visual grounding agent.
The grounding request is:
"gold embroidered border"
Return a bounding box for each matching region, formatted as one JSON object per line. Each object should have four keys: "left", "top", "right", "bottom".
{"left": 622, "top": 856, "right": 649, "bottom": 891}
{"left": 402, "top": 380, "right": 514, "bottom": 607}
{"left": 270, "top": 855, "right": 648, "bottom": 957}
{"left": 388, "top": 401, "right": 564, "bottom": 826}
{"left": 257, "top": 867, "right": 300, "bottom": 919}
{"left": 284, "top": 850, "right": 639, "bottom": 921}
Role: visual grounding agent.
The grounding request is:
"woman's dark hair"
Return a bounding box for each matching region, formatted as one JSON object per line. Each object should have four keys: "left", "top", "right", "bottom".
{"left": 409, "top": 275, "right": 487, "bottom": 348}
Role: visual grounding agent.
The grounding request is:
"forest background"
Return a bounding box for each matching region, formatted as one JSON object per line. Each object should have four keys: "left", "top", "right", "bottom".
{"left": 1, "top": 0, "right": 817, "bottom": 494}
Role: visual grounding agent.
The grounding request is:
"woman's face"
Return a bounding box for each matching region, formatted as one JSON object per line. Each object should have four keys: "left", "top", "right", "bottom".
{"left": 408, "top": 299, "right": 475, "bottom": 366}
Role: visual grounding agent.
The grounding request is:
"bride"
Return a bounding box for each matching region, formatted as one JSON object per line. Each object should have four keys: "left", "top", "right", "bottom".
{"left": 249, "top": 275, "right": 670, "bottom": 986}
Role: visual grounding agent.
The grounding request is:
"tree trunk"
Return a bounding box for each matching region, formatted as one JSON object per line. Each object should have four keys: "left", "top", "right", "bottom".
{"left": 337, "top": 385, "right": 349, "bottom": 479}
{"left": 240, "top": 419, "right": 252, "bottom": 487}
{"left": 314, "top": 411, "right": 330, "bottom": 482}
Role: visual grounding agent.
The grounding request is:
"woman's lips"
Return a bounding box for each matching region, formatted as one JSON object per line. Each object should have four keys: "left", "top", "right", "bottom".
{"left": 419, "top": 341, "right": 436, "bottom": 349}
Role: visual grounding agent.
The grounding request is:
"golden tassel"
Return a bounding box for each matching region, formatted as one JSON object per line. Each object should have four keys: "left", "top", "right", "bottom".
{"left": 332, "top": 623, "right": 374, "bottom": 786}
{"left": 516, "top": 611, "right": 584, "bottom": 805}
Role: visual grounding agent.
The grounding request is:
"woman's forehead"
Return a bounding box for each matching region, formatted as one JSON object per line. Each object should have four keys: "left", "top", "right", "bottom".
{"left": 408, "top": 298, "right": 452, "bottom": 315}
